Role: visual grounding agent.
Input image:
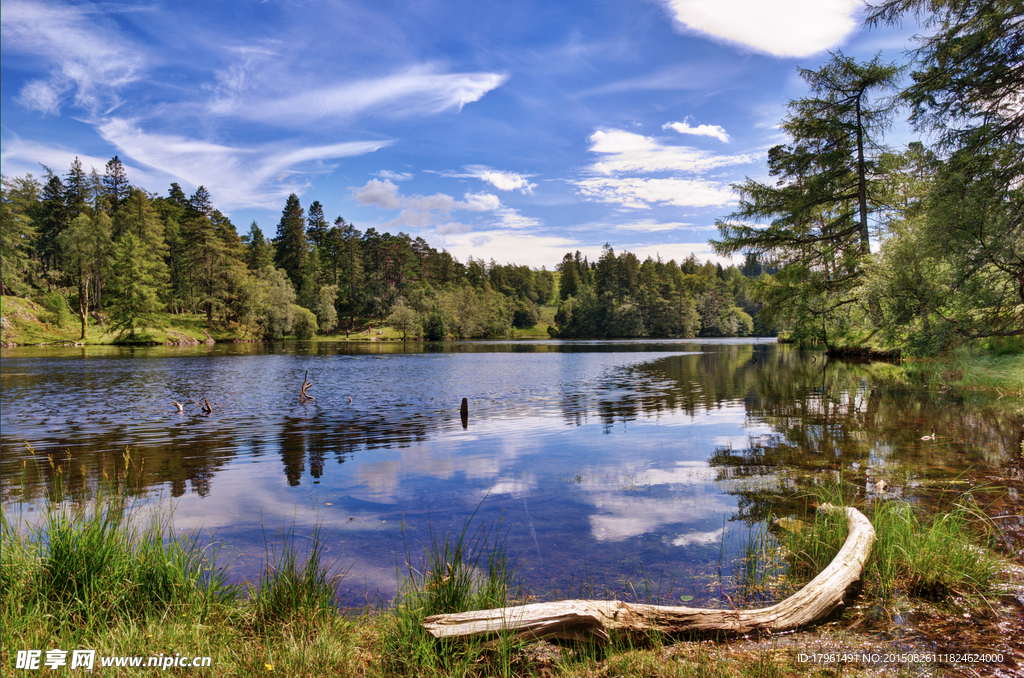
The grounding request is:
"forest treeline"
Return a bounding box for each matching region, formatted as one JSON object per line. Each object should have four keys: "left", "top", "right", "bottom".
{"left": 2, "top": 1, "right": 1020, "bottom": 354}
{"left": 0, "top": 159, "right": 765, "bottom": 342}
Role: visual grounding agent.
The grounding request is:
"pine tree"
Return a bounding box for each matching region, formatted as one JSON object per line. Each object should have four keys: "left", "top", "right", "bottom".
{"left": 37, "top": 172, "right": 69, "bottom": 278}
{"left": 115, "top": 189, "right": 170, "bottom": 300}
{"left": 712, "top": 52, "right": 901, "bottom": 345}
{"left": 244, "top": 222, "right": 275, "bottom": 271}
{"left": 306, "top": 200, "right": 328, "bottom": 251}
{"left": 64, "top": 157, "right": 89, "bottom": 218}
{"left": 273, "top": 194, "right": 308, "bottom": 296}
{"left": 103, "top": 156, "right": 131, "bottom": 213}
{"left": 109, "top": 232, "right": 162, "bottom": 339}
{"left": 1, "top": 175, "right": 40, "bottom": 296}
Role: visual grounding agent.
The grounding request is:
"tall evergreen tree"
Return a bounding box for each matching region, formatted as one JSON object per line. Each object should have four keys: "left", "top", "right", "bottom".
{"left": 103, "top": 156, "right": 131, "bottom": 213}
{"left": 64, "top": 158, "right": 90, "bottom": 218}
{"left": 244, "top": 221, "right": 275, "bottom": 271}
{"left": 306, "top": 200, "right": 328, "bottom": 251}
{"left": 115, "top": 189, "right": 170, "bottom": 301}
{"left": 109, "top": 232, "right": 162, "bottom": 339}
{"left": 712, "top": 52, "right": 901, "bottom": 345}
{"left": 274, "top": 194, "right": 308, "bottom": 296}
{"left": 1, "top": 175, "right": 40, "bottom": 296}
{"left": 36, "top": 172, "right": 69, "bottom": 280}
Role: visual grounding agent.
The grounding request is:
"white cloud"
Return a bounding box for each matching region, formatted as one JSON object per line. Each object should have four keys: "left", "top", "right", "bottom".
{"left": 353, "top": 179, "right": 500, "bottom": 213}
{"left": 211, "top": 64, "right": 509, "bottom": 126}
{"left": 663, "top": 0, "right": 861, "bottom": 58}
{"left": 97, "top": 118, "right": 390, "bottom": 209}
{"left": 461, "top": 192, "right": 502, "bottom": 212}
{"left": 573, "top": 129, "right": 756, "bottom": 210}
{"left": 461, "top": 165, "right": 537, "bottom": 194}
{"left": 493, "top": 208, "right": 543, "bottom": 230}
{"left": 2, "top": 0, "right": 145, "bottom": 114}
{"left": 352, "top": 179, "right": 503, "bottom": 230}
{"left": 618, "top": 242, "right": 735, "bottom": 266}
{"left": 612, "top": 219, "right": 699, "bottom": 233}
{"left": 575, "top": 177, "right": 736, "bottom": 209}
{"left": 439, "top": 230, "right": 578, "bottom": 268}
{"left": 585, "top": 130, "right": 753, "bottom": 175}
{"left": 354, "top": 178, "right": 403, "bottom": 209}
{"left": 663, "top": 120, "right": 730, "bottom": 143}
{"left": 375, "top": 170, "right": 414, "bottom": 181}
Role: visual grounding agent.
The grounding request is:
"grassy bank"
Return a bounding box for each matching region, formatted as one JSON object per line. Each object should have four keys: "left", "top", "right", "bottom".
{"left": 901, "top": 352, "right": 1024, "bottom": 396}
{"left": 0, "top": 296, "right": 239, "bottom": 346}
{"left": 1, "top": 295, "right": 557, "bottom": 346}
{"left": 2, "top": 476, "right": 1017, "bottom": 677}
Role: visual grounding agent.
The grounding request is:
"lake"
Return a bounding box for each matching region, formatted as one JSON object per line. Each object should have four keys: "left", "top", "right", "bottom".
{"left": 2, "top": 339, "right": 1021, "bottom": 607}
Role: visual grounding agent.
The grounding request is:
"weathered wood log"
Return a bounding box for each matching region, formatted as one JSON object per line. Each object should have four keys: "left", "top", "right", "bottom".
{"left": 423, "top": 504, "right": 874, "bottom": 643}
{"left": 300, "top": 370, "right": 314, "bottom": 401}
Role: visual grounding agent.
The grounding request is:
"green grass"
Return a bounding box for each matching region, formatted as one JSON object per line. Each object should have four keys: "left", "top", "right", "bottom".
{"left": 1, "top": 295, "right": 235, "bottom": 346}
{"left": 763, "top": 484, "right": 1005, "bottom": 613}
{"left": 902, "top": 351, "right": 1024, "bottom": 395}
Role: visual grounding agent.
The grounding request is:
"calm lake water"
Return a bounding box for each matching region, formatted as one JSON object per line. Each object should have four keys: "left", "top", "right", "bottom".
{"left": 2, "top": 339, "right": 1021, "bottom": 606}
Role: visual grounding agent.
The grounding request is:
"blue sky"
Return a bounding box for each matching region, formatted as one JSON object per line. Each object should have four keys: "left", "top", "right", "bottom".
{"left": 1, "top": 1, "right": 918, "bottom": 268}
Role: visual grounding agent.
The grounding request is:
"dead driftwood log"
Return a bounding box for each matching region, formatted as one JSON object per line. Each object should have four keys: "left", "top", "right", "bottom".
{"left": 300, "top": 370, "right": 314, "bottom": 402}
{"left": 423, "top": 504, "right": 874, "bottom": 643}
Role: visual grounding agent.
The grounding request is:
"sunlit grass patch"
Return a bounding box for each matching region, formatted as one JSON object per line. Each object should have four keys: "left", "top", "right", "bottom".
{"left": 769, "top": 486, "right": 1004, "bottom": 612}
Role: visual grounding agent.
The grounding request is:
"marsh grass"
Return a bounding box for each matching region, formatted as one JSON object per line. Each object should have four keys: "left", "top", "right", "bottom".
{"left": 248, "top": 522, "right": 346, "bottom": 627}
{"left": 761, "top": 483, "right": 1004, "bottom": 612}
{"left": 374, "top": 506, "right": 529, "bottom": 676}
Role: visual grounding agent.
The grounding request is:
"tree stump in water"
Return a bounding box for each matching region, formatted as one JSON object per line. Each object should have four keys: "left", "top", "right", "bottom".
{"left": 423, "top": 504, "right": 874, "bottom": 643}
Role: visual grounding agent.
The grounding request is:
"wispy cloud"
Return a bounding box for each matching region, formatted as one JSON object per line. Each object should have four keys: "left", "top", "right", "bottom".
{"left": 0, "top": 135, "right": 163, "bottom": 188}
{"left": 97, "top": 119, "right": 391, "bottom": 209}
{"left": 662, "top": 0, "right": 861, "bottom": 58}
{"left": 612, "top": 219, "right": 702, "bottom": 233}
{"left": 210, "top": 64, "right": 509, "bottom": 127}
{"left": 662, "top": 120, "right": 730, "bottom": 143}
{"left": 3, "top": 0, "right": 146, "bottom": 115}
{"left": 493, "top": 207, "right": 542, "bottom": 230}
{"left": 375, "top": 170, "right": 414, "bottom": 181}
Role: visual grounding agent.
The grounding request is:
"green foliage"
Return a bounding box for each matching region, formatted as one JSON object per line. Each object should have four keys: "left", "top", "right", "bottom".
{"left": 510, "top": 298, "right": 540, "bottom": 329}
{"left": 257, "top": 266, "right": 297, "bottom": 340}
{"left": 40, "top": 291, "right": 72, "bottom": 327}
{"left": 386, "top": 298, "right": 420, "bottom": 339}
{"left": 311, "top": 284, "right": 339, "bottom": 334}
{"left": 0, "top": 175, "right": 39, "bottom": 296}
{"left": 424, "top": 309, "right": 445, "bottom": 340}
{"left": 777, "top": 490, "right": 1002, "bottom": 608}
{"left": 379, "top": 511, "right": 520, "bottom": 676}
{"left": 1, "top": 489, "right": 238, "bottom": 629}
{"left": 291, "top": 304, "right": 318, "bottom": 339}
{"left": 713, "top": 53, "right": 901, "bottom": 346}
{"left": 108, "top": 232, "right": 163, "bottom": 339}
{"left": 5, "top": 157, "right": 766, "bottom": 344}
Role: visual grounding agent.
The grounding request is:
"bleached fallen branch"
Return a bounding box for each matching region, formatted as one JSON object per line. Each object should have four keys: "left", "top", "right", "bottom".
{"left": 423, "top": 504, "right": 874, "bottom": 643}
{"left": 300, "top": 370, "right": 314, "bottom": 401}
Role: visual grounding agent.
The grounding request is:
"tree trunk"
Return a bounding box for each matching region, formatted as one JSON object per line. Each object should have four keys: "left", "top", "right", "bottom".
{"left": 78, "top": 274, "right": 90, "bottom": 340}
{"left": 423, "top": 504, "right": 874, "bottom": 643}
